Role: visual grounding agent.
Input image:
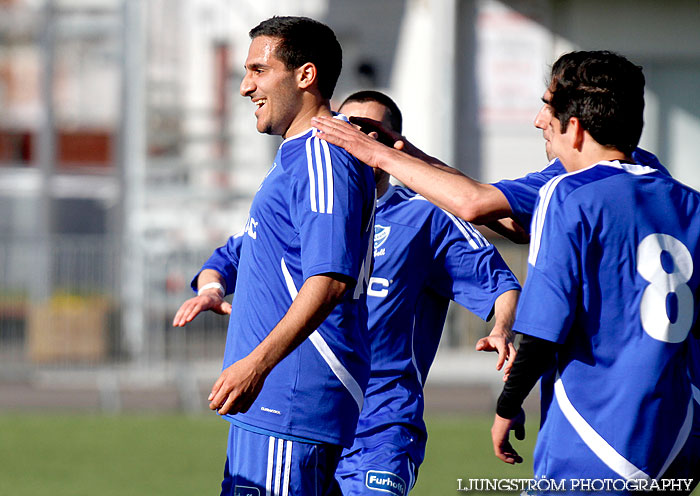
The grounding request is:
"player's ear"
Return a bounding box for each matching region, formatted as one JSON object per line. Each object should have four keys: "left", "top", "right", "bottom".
{"left": 570, "top": 117, "right": 585, "bottom": 151}
{"left": 297, "top": 62, "right": 317, "bottom": 90}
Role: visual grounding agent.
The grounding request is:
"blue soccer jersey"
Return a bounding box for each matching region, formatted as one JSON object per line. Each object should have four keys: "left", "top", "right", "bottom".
{"left": 515, "top": 161, "right": 700, "bottom": 482}
{"left": 492, "top": 148, "right": 667, "bottom": 232}
{"left": 206, "top": 123, "right": 376, "bottom": 448}
{"left": 346, "top": 185, "right": 521, "bottom": 465}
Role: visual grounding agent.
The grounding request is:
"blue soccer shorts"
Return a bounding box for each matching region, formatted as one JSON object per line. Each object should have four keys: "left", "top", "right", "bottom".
{"left": 220, "top": 422, "right": 343, "bottom": 496}
{"left": 334, "top": 442, "right": 418, "bottom": 496}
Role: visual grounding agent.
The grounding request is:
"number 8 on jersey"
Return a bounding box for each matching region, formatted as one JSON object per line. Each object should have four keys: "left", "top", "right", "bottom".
{"left": 638, "top": 233, "right": 694, "bottom": 343}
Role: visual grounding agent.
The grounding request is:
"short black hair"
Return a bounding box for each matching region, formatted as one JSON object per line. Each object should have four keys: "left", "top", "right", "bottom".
{"left": 249, "top": 16, "right": 342, "bottom": 100}
{"left": 340, "top": 90, "right": 403, "bottom": 134}
{"left": 548, "top": 50, "right": 645, "bottom": 156}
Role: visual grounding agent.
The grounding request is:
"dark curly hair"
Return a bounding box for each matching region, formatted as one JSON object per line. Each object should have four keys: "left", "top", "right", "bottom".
{"left": 548, "top": 51, "right": 645, "bottom": 156}
{"left": 250, "top": 16, "right": 342, "bottom": 100}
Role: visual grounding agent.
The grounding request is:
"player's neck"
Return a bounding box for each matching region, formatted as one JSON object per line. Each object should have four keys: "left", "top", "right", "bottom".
{"left": 565, "top": 143, "right": 628, "bottom": 172}
{"left": 284, "top": 99, "right": 333, "bottom": 139}
{"left": 376, "top": 177, "right": 391, "bottom": 198}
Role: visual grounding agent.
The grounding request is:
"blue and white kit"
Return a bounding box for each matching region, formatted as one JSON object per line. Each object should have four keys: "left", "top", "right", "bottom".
{"left": 334, "top": 185, "right": 521, "bottom": 495}
{"left": 515, "top": 161, "right": 700, "bottom": 483}
{"left": 220, "top": 123, "right": 374, "bottom": 447}
{"left": 195, "top": 119, "right": 376, "bottom": 495}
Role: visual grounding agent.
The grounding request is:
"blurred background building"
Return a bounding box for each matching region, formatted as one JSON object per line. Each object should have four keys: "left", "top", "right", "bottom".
{"left": 1, "top": 0, "right": 698, "bottom": 411}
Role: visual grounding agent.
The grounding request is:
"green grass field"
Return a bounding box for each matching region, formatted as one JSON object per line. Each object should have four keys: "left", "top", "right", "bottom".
{"left": 0, "top": 413, "right": 226, "bottom": 495}
{"left": 0, "top": 413, "right": 695, "bottom": 495}
{"left": 0, "top": 413, "right": 533, "bottom": 495}
{"left": 413, "top": 415, "right": 538, "bottom": 495}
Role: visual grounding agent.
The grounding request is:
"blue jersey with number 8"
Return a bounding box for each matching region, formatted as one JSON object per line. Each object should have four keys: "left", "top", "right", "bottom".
{"left": 516, "top": 160, "right": 700, "bottom": 481}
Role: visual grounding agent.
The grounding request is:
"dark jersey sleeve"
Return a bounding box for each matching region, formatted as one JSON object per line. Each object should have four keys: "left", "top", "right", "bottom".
{"left": 190, "top": 234, "right": 243, "bottom": 295}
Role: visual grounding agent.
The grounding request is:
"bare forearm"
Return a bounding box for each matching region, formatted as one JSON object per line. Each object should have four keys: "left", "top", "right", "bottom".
{"left": 485, "top": 218, "right": 531, "bottom": 244}
{"left": 196, "top": 269, "right": 226, "bottom": 294}
{"left": 490, "top": 289, "right": 519, "bottom": 339}
{"left": 376, "top": 147, "right": 512, "bottom": 223}
{"left": 311, "top": 115, "right": 512, "bottom": 223}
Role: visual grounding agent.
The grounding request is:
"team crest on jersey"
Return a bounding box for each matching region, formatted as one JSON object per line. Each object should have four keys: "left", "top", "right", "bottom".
{"left": 374, "top": 225, "right": 391, "bottom": 257}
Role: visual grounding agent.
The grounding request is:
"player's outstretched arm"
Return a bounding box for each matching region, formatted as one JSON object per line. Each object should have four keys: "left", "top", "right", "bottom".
{"left": 491, "top": 409, "right": 526, "bottom": 464}
{"left": 475, "top": 289, "right": 520, "bottom": 378}
{"left": 208, "top": 273, "right": 349, "bottom": 415}
{"left": 312, "top": 115, "right": 512, "bottom": 224}
{"left": 172, "top": 269, "right": 231, "bottom": 327}
{"left": 345, "top": 115, "right": 443, "bottom": 167}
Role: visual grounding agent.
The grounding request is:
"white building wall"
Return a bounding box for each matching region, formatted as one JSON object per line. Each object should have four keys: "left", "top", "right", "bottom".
{"left": 461, "top": 0, "right": 700, "bottom": 187}
{"left": 551, "top": 0, "right": 700, "bottom": 190}
{"left": 137, "top": 0, "right": 700, "bottom": 248}
{"left": 471, "top": 0, "right": 554, "bottom": 183}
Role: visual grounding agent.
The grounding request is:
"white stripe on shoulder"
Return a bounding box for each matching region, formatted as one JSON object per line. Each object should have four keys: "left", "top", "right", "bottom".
{"left": 393, "top": 186, "right": 489, "bottom": 249}
{"left": 321, "top": 139, "right": 334, "bottom": 214}
{"left": 463, "top": 219, "right": 490, "bottom": 247}
{"left": 280, "top": 258, "right": 364, "bottom": 412}
{"left": 394, "top": 187, "right": 415, "bottom": 201}
{"left": 528, "top": 170, "right": 578, "bottom": 265}
{"left": 305, "top": 135, "right": 333, "bottom": 215}
{"left": 394, "top": 186, "right": 439, "bottom": 204}
{"left": 313, "top": 138, "right": 326, "bottom": 214}
{"left": 394, "top": 186, "right": 428, "bottom": 202}
{"left": 442, "top": 211, "right": 489, "bottom": 249}
{"left": 554, "top": 376, "right": 650, "bottom": 480}
{"left": 305, "top": 137, "right": 317, "bottom": 213}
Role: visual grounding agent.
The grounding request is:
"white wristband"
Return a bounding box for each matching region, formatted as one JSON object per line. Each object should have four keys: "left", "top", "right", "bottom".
{"left": 198, "top": 282, "right": 225, "bottom": 296}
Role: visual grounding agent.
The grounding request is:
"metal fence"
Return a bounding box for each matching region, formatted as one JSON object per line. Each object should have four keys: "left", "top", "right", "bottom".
{"left": 0, "top": 235, "right": 232, "bottom": 366}
{"left": 0, "top": 234, "right": 529, "bottom": 412}
{"left": 0, "top": 234, "right": 528, "bottom": 365}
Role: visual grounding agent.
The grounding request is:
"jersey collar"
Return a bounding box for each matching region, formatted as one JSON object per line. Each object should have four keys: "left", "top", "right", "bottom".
{"left": 376, "top": 184, "right": 395, "bottom": 207}
{"left": 282, "top": 112, "right": 350, "bottom": 145}
{"left": 596, "top": 160, "right": 658, "bottom": 175}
